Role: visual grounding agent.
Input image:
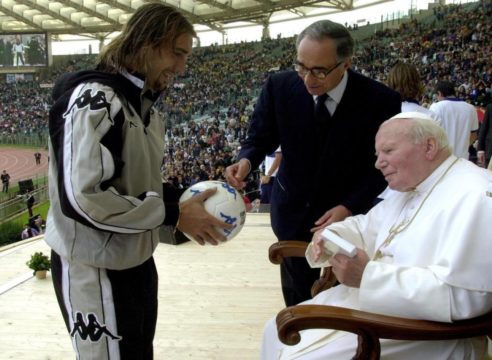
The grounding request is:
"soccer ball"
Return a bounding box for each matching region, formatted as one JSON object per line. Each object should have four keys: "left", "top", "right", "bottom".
{"left": 179, "top": 180, "right": 247, "bottom": 242}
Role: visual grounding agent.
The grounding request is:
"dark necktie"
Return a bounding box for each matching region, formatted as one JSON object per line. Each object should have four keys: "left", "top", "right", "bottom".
{"left": 314, "top": 94, "right": 331, "bottom": 154}
{"left": 314, "top": 93, "right": 331, "bottom": 125}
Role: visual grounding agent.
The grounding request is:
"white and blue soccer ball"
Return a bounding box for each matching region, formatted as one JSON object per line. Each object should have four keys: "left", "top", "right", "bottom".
{"left": 179, "top": 180, "right": 247, "bottom": 242}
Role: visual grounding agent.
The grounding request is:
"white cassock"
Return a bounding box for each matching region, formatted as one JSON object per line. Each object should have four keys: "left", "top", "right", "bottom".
{"left": 262, "top": 156, "right": 492, "bottom": 359}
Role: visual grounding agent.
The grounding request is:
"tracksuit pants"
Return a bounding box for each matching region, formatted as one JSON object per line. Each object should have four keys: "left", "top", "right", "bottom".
{"left": 51, "top": 250, "right": 158, "bottom": 360}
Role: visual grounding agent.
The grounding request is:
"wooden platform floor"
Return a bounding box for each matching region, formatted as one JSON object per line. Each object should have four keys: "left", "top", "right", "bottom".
{"left": 0, "top": 213, "right": 285, "bottom": 360}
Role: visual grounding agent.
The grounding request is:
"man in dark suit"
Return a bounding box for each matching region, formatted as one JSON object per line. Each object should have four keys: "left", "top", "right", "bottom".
{"left": 478, "top": 103, "right": 492, "bottom": 168}
{"left": 225, "top": 20, "right": 401, "bottom": 306}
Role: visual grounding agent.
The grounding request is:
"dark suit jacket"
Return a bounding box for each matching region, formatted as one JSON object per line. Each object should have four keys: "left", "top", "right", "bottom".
{"left": 238, "top": 69, "right": 401, "bottom": 240}
{"left": 478, "top": 104, "right": 492, "bottom": 162}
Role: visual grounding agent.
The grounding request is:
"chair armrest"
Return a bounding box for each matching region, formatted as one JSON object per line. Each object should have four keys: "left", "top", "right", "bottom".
{"left": 277, "top": 305, "right": 492, "bottom": 360}
{"left": 268, "top": 241, "right": 337, "bottom": 297}
{"left": 268, "top": 241, "right": 308, "bottom": 264}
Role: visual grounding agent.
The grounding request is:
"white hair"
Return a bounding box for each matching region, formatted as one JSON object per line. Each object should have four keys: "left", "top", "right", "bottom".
{"left": 384, "top": 112, "right": 451, "bottom": 152}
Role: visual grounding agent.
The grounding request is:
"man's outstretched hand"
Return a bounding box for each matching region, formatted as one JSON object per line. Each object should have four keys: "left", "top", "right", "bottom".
{"left": 177, "top": 188, "right": 234, "bottom": 245}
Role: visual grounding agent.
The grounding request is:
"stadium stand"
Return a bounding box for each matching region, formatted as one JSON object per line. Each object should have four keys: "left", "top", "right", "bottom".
{"left": 0, "top": 1, "right": 490, "bottom": 199}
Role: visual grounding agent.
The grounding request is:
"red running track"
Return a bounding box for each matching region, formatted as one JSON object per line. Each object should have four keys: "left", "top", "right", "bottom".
{"left": 0, "top": 147, "right": 49, "bottom": 185}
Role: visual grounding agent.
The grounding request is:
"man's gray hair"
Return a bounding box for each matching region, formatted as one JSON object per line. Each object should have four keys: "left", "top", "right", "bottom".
{"left": 296, "top": 20, "right": 354, "bottom": 60}
{"left": 386, "top": 112, "right": 451, "bottom": 152}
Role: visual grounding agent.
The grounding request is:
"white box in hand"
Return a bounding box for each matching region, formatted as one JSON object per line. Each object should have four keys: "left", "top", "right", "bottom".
{"left": 320, "top": 229, "right": 357, "bottom": 257}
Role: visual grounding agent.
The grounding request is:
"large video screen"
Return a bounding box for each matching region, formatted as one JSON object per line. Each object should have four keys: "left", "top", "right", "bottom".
{"left": 0, "top": 32, "right": 48, "bottom": 68}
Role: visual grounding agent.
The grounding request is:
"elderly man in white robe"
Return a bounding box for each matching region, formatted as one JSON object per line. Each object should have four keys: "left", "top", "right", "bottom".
{"left": 261, "top": 113, "right": 492, "bottom": 359}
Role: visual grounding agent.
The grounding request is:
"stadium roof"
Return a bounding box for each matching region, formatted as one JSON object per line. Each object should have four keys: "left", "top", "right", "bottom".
{"left": 0, "top": 0, "right": 390, "bottom": 38}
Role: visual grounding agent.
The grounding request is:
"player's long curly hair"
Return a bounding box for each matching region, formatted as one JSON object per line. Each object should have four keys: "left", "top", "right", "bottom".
{"left": 97, "top": 2, "right": 196, "bottom": 75}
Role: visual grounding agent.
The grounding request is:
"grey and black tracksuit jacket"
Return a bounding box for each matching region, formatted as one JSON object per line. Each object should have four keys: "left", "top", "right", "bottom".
{"left": 46, "top": 70, "right": 181, "bottom": 269}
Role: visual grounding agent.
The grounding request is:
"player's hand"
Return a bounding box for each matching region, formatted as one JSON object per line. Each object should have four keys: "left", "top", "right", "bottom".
{"left": 177, "top": 188, "right": 234, "bottom": 246}
{"left": 225, "top": 159, "right": 250, "bottom": 190}
{"left": 329, "top": 249, "right": 369, "bottom": 288}
{"left": 311, "top": 205, "right": 352, "bottom": 233}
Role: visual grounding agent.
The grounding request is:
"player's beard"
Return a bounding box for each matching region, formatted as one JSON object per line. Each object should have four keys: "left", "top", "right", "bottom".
{"left": 150, "top": 71, "right": 174, "bottom": 92}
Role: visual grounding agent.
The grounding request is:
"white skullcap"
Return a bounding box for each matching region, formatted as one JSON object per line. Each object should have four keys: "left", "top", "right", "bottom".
{"left": 389, "top": 111, "right": 434, "bottom": 122}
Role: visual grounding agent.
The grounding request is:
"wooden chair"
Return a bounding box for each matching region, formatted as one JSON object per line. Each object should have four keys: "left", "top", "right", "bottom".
{"left": 269, "top": 241, "right": 492, "bottom": 360}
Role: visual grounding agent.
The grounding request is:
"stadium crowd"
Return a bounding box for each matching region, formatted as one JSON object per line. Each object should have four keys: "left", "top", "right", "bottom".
{"left": 0, "top": 81, "right": 50, "bottom": 138}
{"left": 0, "top": 1, "right": 490, "bottom": 197}
{"left": 357, "top": 2, "right": 491, "bottom": 107}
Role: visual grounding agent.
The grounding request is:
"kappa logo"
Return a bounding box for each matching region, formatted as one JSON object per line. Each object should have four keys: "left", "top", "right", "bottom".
{"left": 70, "top": 312, "right": 122, "bottom": 342}
{"left": 219, "top": 212, "right": 237, "bottom": 236}
{"left": 190, "top": 189, "right": 202, "bottom": 197}
{"left": 64, "top": 89, "right": 114, "bottom": 124}
{"left": 221, "top": 183, "right": 238, "bottom": 200}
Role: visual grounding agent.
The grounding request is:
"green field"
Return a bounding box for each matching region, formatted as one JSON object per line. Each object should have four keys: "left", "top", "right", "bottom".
{"left": 0, "top": 177, "right": 48, "bottom": 203}
{"left": 0, "top": 201, "right": 50, "bottom": 246}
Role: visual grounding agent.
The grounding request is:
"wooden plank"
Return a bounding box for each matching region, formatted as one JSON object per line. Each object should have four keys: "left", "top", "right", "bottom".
{"left": 0, "top": 213, "right": 286, "bottom": 359}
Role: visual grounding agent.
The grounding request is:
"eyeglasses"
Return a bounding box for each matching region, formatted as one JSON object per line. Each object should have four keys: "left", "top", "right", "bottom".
{"left": 293, "top": 61, "right": 343, "bottom": 80}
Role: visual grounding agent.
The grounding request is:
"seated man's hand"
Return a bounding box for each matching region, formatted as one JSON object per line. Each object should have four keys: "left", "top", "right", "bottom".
{"left": 177, "top": 188, "right": 235, "bottom": 246}
{"left": 311, "top": 229, "right": 325, "bottom": 262}
{"left": 329, "top": 249, "right": 370, "bottom": 288}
